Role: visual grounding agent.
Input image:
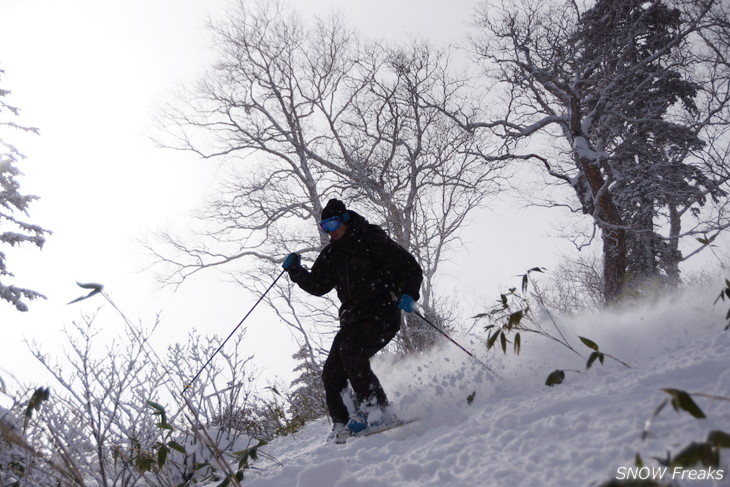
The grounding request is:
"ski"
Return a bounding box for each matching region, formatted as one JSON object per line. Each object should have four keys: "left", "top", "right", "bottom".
{"left": 351, "top": 418, "right": 419, "bottom": 438}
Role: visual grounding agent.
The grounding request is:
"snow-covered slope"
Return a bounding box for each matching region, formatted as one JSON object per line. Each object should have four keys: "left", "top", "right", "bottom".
{"left": 244, "top": 287, "right": 730, "bottom": 487}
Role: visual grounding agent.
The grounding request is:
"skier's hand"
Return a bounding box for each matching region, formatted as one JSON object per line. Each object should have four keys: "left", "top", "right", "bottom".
{"left": 398, "top": 294, "right": 416, "bottom": 313}
{"left": 282, "top": 253, "right": 301, "bottom": 271}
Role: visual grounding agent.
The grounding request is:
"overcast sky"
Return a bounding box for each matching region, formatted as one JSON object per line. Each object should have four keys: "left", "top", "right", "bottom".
{"left": 0, "top": 0, "right": 575, "bottom": 391}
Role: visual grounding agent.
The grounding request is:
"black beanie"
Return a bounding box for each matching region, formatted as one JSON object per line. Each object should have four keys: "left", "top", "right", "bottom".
{"left": 321, "top": 198, "right": 347, "bottom": 220}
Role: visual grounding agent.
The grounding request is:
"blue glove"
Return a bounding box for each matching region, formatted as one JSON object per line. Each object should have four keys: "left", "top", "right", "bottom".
{"left": 282, "top": 253, "right": 301, "bottom": 271}
{"left": 398, "top": 294, "right": 416, "bottom": 313}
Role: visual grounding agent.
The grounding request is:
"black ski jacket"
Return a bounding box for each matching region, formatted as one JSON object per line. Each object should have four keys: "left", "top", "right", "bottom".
{"left": 289, "top": 212, "right": 423, "bottom": 323}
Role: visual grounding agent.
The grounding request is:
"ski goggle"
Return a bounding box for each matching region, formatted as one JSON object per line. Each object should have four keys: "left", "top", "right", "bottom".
{"left": 318, "top": 216, "right": 344, "bottom": 233}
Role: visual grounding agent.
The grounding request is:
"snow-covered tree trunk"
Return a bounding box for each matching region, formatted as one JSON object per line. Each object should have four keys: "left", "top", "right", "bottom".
{"left": 461, "top": 0, "right": 730, "bottom": 303}
{"left": 578, "top": 153, "right": 628, "bottom": 302}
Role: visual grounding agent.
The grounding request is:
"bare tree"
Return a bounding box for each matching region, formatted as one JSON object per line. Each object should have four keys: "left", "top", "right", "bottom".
{"left": 14, "top": 304, "right": 269, "bottom": 486}
{"left": 457, "top": 0, "right": 730, "bottom": 303}
{"left": 536, "top": 252, "right": 605, "bottom": 315}
{"left": 151, "top": 2, "right": 504, "bottom": 352}
{"left": 25, "top": 314, "right": 171, "bottom": 486}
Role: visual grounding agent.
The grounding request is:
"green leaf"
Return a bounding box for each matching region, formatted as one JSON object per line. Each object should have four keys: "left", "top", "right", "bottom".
{"left": 25, "top": 387, "right": 50, "bottom": 421}
{"left": 671, "top": 442, "right": 717, "bottom": 468}
{"left": 662, "top": 388, "right": 706, "bottom": 419}
{"left": 250, "top": 442, "right": 264, "bottom": 461}
{"left": 521, "top": 274, "right": 529, "bottom": 293}
{"left": 500, "top": 332, "right": 508, "bottom": 354}
{"left": 487, "top": 330, "right": 501, "bottom": 350}
{"left": 23, "top": 387, "right": 51, "bottom": 432}
{"left": 545, "top": 370, "right": 565, "bottom": 387}
{"left": 167, "top": 441, "right": 187, "bottom": 454}
{"left": 112, "top": 445, "right": 121, "bottom": 465}
{"left": 579, "top": 336, "right": 599, "bottom": 351}
{"left": 586, "top": 351, "right": 602, "bottom": 369}
{"left": 156, "top": 422, "right": 174, "bottom": 431}
{"left": 697, "top": 237, "right": 712, "bottom": 246}
{"left": 157, "top": 444, "right": 168, "bottom": 468}
{"left": 134, "top": 453, "right": 155, "bottom": 473}
{"left": 146, "top": 401, "right": 167, "bottom": 424}
{"left": 514, "top": 333, "right": 521, "bottom": 355}
{"left": 216, "top": 476, "right": 231, "bottom": 487}
{"left": 706, "top": 430, "right": 730, "bottom": 448}
{"left": 146, "top": 401, "right": 165, "bottom": 413}
{"left": 238, "top": 451, "right": 250, "bottom": 469}
{"left": 507, "top": 310, "right": 523, "bottom": 328}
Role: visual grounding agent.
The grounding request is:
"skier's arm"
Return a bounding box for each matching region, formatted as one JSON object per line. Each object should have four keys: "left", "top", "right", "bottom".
{"left": 288, "top": 250, "right": 336, "bottom": 297}
{"left": 375, "top": 232, "right": 423, "bottom": 301}
{"left": 393, "top": 246, "right": 423, "bottom": 301}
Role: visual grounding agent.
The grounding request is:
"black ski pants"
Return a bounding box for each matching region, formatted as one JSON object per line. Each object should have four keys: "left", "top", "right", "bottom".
{"left": 322, "top": 307, "right": 400, "bottom": 424}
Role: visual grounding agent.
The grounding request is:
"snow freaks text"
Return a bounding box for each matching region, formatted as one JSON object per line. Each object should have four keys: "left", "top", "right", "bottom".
{"left": 616, "top": 466, "right": 725, "bottom": 482}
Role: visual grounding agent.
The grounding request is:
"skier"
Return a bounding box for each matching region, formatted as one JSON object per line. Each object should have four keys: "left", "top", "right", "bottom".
{"left": 282, "top": 198, "right": 423, "bottom": 442}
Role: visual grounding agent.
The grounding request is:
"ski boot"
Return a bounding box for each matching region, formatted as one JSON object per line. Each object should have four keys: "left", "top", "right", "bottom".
{"left": 345, "top": 410, "right": 369, "bottom": 434}
{"left": 326, "top": 421, "right": 350, "bottom": 444}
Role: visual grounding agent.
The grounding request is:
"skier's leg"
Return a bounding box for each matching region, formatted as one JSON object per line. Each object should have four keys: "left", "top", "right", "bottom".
{"left": 339, "top": 310, "right": 400, "bottom": 409}
{"left": 339, "top": 337, "right": 385, "bottom": 407}
{"left": 322, "top": 329, "right": 351, "bottom": 424}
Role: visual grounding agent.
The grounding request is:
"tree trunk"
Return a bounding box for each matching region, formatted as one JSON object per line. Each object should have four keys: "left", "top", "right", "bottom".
{"left": 625, "top": 204, "right": 658, "bottom": 289}
{"left": 601, "top": 225, "right": 627, "bottom": 303}
{"left": 581, "top": 161, "right": 627, "bottom": 304}
{"left": 664, "top": 205, "right": 682, "bottom": 286}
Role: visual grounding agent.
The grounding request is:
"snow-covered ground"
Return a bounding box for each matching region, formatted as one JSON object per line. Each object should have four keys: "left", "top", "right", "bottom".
{"left": 242, "top": 285, "right": 730, "bottom": 487}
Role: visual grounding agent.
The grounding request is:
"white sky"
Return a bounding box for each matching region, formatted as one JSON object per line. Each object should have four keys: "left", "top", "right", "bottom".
{"left": 0, "top": 0, "right": 575, "bottom": 390}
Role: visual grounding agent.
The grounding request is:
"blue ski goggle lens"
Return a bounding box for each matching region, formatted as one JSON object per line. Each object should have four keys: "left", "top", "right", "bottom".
{"left": 318, "top": 216, "right": 343, "bottom": 233}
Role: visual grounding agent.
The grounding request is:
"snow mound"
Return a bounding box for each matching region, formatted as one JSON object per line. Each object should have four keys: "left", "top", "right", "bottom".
{"left": 244, "top": 287, "right": 730, "bottom": 487}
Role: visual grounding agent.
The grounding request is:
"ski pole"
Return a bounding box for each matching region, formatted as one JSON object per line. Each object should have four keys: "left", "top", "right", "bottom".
{"left": 413, "top": 310, "right": 494, "bottom": 373}
{"left": 182, "top": 268, "right": 287, "bottom": 394}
